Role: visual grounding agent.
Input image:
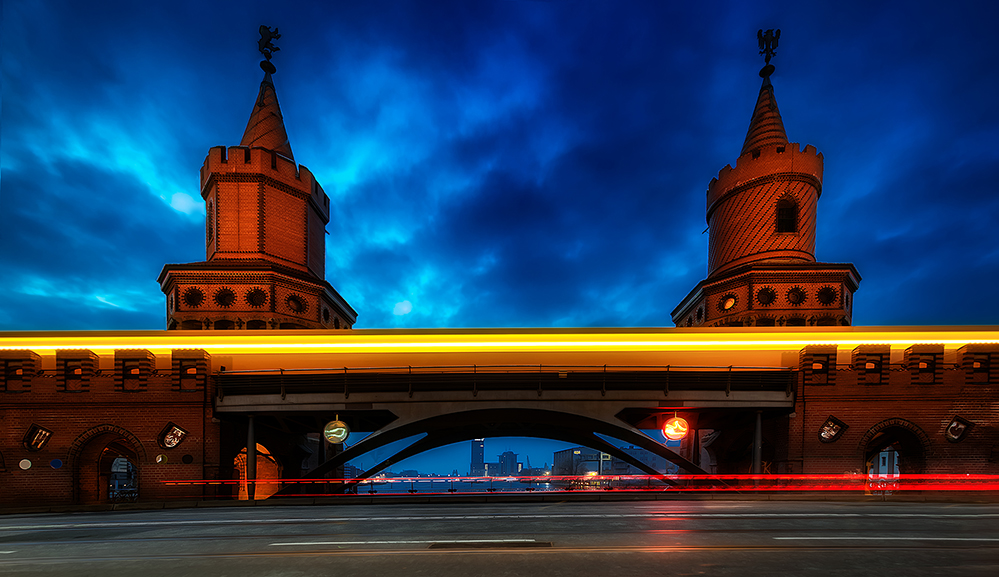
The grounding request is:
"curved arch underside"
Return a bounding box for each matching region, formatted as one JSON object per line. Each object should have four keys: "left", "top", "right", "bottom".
{"left": 300, "top": 408, "right": 707, "bottom": 489}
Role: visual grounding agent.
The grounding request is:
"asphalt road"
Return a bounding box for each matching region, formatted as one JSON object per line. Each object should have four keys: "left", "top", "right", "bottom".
{"left": 1, "top": 500, "right": 997, "bottom": 576}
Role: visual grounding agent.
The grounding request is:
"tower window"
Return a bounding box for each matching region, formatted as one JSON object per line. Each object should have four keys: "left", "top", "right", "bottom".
{"left": 776, "top": 198, "right": 797, "bottom": 233}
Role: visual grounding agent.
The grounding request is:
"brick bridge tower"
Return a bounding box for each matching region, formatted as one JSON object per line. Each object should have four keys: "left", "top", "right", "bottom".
{"left": 672, "top": 32, "right": 860, "bottom": 327}
{"left": 159, "top": 32, "right": 356, "bottom": 330}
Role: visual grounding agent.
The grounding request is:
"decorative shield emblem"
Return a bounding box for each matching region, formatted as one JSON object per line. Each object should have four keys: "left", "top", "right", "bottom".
{"left": 945, "top": 416, "right": 973, "bottom": 443}
{"left": 159, "top": 422, "right": 189, "bottom": 449}
{"left": 818, "top": 416, "right": 848, "bottom": 443}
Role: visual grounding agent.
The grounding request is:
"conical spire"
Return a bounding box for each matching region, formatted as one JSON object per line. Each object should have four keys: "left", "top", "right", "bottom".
{"left": 240, "top": 72, "right": 294, "bottom": 160}
{"left": 740, "top": 75, "right": 788, "bottom": 157}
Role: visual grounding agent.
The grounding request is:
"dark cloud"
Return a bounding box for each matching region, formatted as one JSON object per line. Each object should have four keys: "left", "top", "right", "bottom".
{"left": 3, "top": 0, "right": 999, "bottom": 335}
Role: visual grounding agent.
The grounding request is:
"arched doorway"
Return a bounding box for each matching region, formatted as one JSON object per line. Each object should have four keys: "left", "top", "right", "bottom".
{"left": 860, "top": 419, "right": 929, "bottom": 480}
{"left": 99, "top": 442, "right": 139, "bottom": 502}
{"left": 68, "top": 425, "right": 145, "bottom": 504}
{"left": 234, "top": 443, "right": 282, "bottom": 500}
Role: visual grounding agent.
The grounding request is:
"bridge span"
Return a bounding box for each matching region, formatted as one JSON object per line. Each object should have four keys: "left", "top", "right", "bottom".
{"left": 2, "top": 326, "right": 997, "bottom": 504}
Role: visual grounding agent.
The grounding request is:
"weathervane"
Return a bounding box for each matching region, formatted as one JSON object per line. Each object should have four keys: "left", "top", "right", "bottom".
{"left": 757, "top": 28, "right": 780, "bottom": 78}
{"left": 257, "top": 25, "right": 281, "bottom": 74}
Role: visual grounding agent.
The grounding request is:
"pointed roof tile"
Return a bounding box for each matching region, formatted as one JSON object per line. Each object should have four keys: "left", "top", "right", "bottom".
{"left": 240, "top": 72, "right": 294, "bottom": 160}
{"left": 740, "top": 75, "right": 788, "bottom": 157}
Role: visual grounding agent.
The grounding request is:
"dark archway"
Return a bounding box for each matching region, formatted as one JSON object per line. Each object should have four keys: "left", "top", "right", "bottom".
{"left": 858, "top": 419, "right": 929, "bottom": 475}
{"left": 295, "top": 408, "right": 707, "bottom": 493}
{"left": 68, "top": 425, "right": 146, "bottom": 504}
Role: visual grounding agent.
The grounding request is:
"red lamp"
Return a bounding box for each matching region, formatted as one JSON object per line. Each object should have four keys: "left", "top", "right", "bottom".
{"left": 663, "top": 416, "right": 689, "bottom": 440}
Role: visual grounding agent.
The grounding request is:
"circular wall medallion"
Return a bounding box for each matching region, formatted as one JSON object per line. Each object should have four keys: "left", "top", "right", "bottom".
{"left": 182, "top": 287, "right": 205, "bottom": 308}
{"left": 19, "top": 459, "right": 32, "bottom": 470}
{"left": 214, "top": 288, "right": 236, "bottom": 308}
{"left": 817, "top": 286, "right": 837, "bottom": 305}
{"left": 246, "top": 288, "right": 268, "bottom": 308}
{"left": 786, "top": 287, "right": 806, "bottom": 305}
{"left": 182, "top": 454, "right": 194, "bottom": 464}
{"left": 156, "top": 454, "right": 168, "bottom": 464}
{"left": 756, "top": 287, "right": 776, "bottom": 306}
{"left": 286, "top": 294, "right": 307, "bottom": 313}
{"left": 50, "top": 459, "right": 63, "bottom": 469}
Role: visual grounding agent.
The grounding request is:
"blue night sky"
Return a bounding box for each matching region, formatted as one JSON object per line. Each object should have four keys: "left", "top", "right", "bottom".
{"left": 3, "top": 0, "right": 999, "bottom": 473}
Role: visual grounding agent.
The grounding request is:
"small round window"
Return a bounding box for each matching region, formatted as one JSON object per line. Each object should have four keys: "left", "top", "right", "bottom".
{"left": 214, "top": 288, "right": 236, "bottom": 308}
{"left": 787, "top": 287, "right": 806, "bottom": 305}
{"left": 817, "top": 286, "right": 837, "bottom": 305}
{"left": 719, "top": 294, "right": 737, "bottom": 311}
{"left": 246, "top": 288, "right": 267, "bottom": 308}
{"left": 286, "top": 295, "right": 307, "bottom": 313}
{"left": 756, "top": 287, "right": 776, "bottom": 306}
{"left": 182, "top": 287, "right": 205, "bottom": 308}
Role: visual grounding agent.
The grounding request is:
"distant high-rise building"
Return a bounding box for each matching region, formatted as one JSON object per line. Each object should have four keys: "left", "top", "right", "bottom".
{"left": 470, "top": 438, "right": 485, "bottom": 476}
{"left": 498, "top": 451, "right": 522, "bottom": 476}
{"left": 553, "top": 447, "right": 604, "bottom": 476}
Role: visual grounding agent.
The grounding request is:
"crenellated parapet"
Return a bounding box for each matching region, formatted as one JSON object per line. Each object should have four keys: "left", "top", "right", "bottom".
{"left": 199, "top": 146, "right": 330, "bottom": 223}
{"left": 707, "top": 143, "right": 823, "bottom": 217}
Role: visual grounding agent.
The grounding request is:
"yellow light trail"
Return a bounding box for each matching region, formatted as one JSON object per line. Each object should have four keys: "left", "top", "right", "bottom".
{"left": 0, "top": 327, "right": 996, "bottom": 355}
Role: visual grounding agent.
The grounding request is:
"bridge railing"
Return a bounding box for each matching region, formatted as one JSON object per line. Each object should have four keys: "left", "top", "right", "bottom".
{"left": 213, "top": 364, "right": 797, "bottom": 397}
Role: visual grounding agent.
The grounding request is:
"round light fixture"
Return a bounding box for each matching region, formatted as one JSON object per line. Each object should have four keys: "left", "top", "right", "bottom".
{"left": 323, "top": 419, "right": 350, "bottom": 444}
{"left": 663, "top": 417, "right": 689, "bottom": 441}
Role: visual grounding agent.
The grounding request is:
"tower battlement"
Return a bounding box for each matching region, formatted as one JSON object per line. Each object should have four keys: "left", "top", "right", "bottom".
{"left": 707, "top": 143, "right": 822, "bottom": 213}
{"left": 200, "top": 146, "right": 330, "bottom": 222}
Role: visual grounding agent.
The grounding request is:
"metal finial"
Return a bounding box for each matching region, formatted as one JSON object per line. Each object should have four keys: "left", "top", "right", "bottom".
{"left": 257, "top": 25, "right": 281, "bottom": 74}
{"left": 757, "top": 28, "right": 780, "bottom": 78}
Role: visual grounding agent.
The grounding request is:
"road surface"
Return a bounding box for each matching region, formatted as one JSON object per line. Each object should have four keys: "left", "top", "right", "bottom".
{"left": 1, "top": 500, "right": 997, "bottom": 576}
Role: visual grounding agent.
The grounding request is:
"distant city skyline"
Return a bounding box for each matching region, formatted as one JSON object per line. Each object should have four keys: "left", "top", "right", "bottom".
{"left": 344, "top": 432, "right": 674, "bottom": 476}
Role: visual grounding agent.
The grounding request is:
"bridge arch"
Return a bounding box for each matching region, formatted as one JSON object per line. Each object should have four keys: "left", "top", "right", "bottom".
{"left": 303, "top": 408, "right": 706, "bottom": 488}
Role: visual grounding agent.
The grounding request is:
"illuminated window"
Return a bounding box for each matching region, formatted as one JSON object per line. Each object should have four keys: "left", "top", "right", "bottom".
{"left": 776, "top": 198, "right": 797, "bottom": 233}
{"left": 179, "top": 361, "right": 200, "bottom": 390}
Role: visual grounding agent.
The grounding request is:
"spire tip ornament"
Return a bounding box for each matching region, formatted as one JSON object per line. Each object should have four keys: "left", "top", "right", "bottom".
{"left": 757, "top": 28, "right": 780, "bottom": 78}
{"left": 257, "top": 25, "right": 281, "bottom": 74}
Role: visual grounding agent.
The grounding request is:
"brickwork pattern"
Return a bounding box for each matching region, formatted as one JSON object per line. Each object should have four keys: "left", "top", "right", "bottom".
{"left": 1, "top": 350, "right": 40, "bottom": 392}
{"left": 1, "top": 350, "right": 217, "bottom": 507}
{"left": 787, "top": 346, "right": 999, "bottom": 475}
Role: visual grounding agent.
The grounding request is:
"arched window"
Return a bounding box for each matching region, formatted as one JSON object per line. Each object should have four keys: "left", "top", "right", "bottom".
{"left": 776, "top": 197, "right": 797, "bottom": 233}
